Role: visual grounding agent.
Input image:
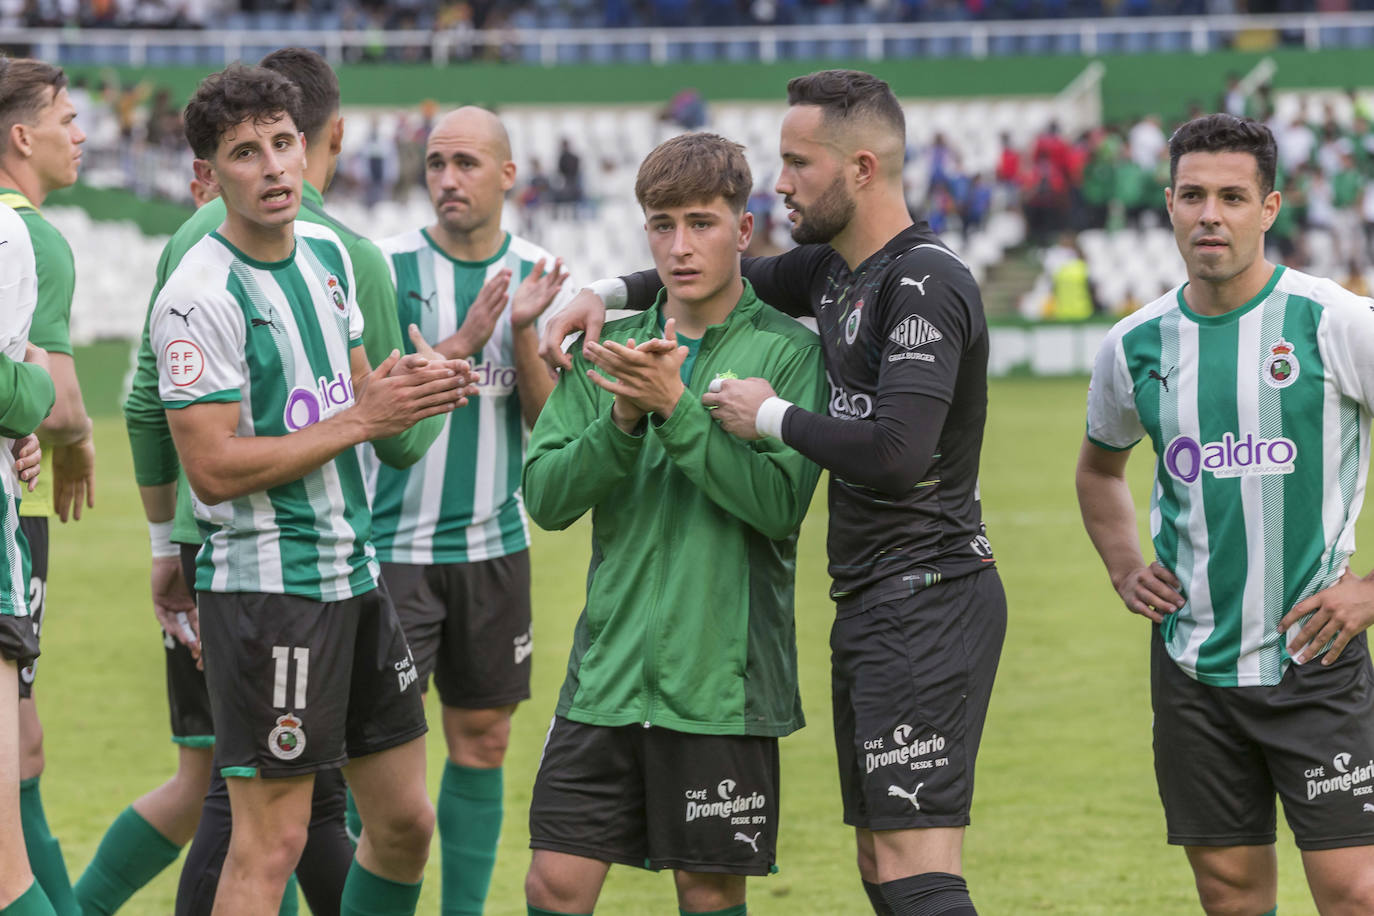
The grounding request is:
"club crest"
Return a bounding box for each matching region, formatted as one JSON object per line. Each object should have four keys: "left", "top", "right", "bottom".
{"left": 1263, "top": 337, "right": 1299, "bottom": 389}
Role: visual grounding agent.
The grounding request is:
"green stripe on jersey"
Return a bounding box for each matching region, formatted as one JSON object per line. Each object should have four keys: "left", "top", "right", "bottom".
{"left": 369, "top": 231, "right": 547, "bottom": 564}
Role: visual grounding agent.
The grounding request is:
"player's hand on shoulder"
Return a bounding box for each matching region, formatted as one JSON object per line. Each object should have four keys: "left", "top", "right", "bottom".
{"left": 511, "top": 257, "right": 570, "bottom": 330}
{"left": 1281, "top": 571, "right": 1374, "bottom": 665}
{"left": 1111, "top": 560, "right": 1183, "bottom": 624}
{"left": 540, "top": 286, "right": 607, "bottom": 372}
{"left": 702, "top": 377, "right": 777, "bottom": 441}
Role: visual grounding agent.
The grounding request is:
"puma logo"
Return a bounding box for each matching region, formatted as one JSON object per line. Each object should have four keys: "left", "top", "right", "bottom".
{"left": 1364, "top": 803, "right": 1374, "bottom": 813}
{"left": 734, "top": 831, "right": 761, "bottom": 852}
{"left": 887, "top": 783, "right": 924, "bottom": 810}
{"left": 250, "top": 317, "right": 278, "bottom": 330}
{"left": 407, "top": 290, "right": 438, "bottom": 312}
{"left": 901, "top": 274, "right": 931, "bottom": 295}
{"left": 1148, "top": 366, "right": 1175, "bottom": 392}
{"left": 169, "top": 306, "right": 196, "bottom": 326}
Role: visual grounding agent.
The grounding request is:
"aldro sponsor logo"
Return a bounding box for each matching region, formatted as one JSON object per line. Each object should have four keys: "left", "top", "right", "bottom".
{"left": 683, "top": 778, "right": 768, "bottom": 825}
{"left": 471, "top": 361, "right": 518, "bottom": 396}
{"left": 284, "top": 372, "right": 355, "bottom": 431}
{"left": 864, "top": 725, "right": 949, "bottom": 774}
{"left": 1305, "top": 752, "right": 1374, "bottom": 800}
{"left": 1163, "top": 432, "right": 1296, "bottom": 483}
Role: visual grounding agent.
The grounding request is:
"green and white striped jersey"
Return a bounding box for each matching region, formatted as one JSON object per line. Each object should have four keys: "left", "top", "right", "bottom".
{"left": 367, "top": 230, "right": 571, "bottom": 564}
{"left": 0, "top": 201, "right": 37, "bottom": 503}
{"left": 0, "top": 201, "right": 38, "bottom": 617}
{"left": 151, "top": 222, "right": 378, "bottom": 601}
{"left": 1088, "top": 266, "right": 1374, "bottom": 686}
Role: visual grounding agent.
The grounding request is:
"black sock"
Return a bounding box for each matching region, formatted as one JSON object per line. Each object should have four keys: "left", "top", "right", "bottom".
{"left": 880, "top": 872, "right": 976, "bottom": 916}
{"left": 863, "top": 879, "right": 895, "bottom": 915}
{"left": 295, "top": 767, "right": 353, "bottom": 916}
{"left": 174, "top": 770, "right": 231, "bottom": 916}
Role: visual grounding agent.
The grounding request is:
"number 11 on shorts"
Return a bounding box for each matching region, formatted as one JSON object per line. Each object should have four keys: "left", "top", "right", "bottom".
{"left": 272, "top": 645, "right": 310, "bottom": 709}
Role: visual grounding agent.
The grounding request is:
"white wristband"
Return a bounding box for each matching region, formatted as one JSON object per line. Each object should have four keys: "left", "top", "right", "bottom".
{"left": 585, "top": 278, "right": 628, "bottom": 309}
{"left": 755, "top": 396, "right": 793, "bottom": 440}
{"left": 148, "top": 520, "right": 179, "bottom": 559}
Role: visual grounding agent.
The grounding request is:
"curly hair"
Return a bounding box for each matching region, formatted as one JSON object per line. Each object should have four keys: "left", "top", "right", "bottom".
{"left": 1169, "top": 114, "right": 1278, "bottom": 196}
{"left": 183, "top": 63, "right": 303, "bottom": 161}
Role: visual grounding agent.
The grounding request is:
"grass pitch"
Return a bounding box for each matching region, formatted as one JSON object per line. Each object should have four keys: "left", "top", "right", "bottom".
{"left": 37, "top": 367, "right": 1334, "bottom": 913}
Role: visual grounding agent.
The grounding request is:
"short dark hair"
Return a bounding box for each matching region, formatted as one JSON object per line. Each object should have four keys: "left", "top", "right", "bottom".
{"left": 785, "top": 69, "right": 905, "bottom": 139}
{"left": 1168, "top": 114, "right": 1278, "bottom": 197}
{"left": 635, "top": 132, "right": 751, "bottom": 214}
{"left": 258, "top": 47, "right": 339, "bottom": 143}
{"left": 0, "top": 57, "right": 68, "bottom": 152}
{"left": 183, "top": 64, "right": 303, "bottom": 161}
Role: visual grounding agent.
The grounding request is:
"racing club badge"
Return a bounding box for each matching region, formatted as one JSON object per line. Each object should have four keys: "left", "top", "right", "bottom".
{"left": 1263, "top": 337, "right": 1299, "bottom": 389}
{"left": 269, "top": 713, "right": 307, "bottom": 761}
{"left": 326, "top": 274, "right": 347, "bottom": 313}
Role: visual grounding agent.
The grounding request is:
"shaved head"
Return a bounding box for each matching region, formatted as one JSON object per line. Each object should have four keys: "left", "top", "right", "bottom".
{"left": 428, "top": 105, "right": 510, "bottom": 162}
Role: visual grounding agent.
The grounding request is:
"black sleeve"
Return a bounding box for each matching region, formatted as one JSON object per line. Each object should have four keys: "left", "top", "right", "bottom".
{"left": 778, "top": 249, "right": 979, "bottom": 496}
{"left": 621, "top": 268, "right": 663, "bottom": 310}
{"left": 619, "top": 244, "right": 831, "bottom": 317}
{"left": 740, "top": 246, "right": 831, "bottom": 318}
{"left": 780, "top": 389, "right": 948, "bottom": 496}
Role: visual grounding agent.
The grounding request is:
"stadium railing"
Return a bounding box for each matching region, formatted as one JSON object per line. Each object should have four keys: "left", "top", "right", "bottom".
{"left": 5, "top": 11, "right": 1374, "bottom": 68}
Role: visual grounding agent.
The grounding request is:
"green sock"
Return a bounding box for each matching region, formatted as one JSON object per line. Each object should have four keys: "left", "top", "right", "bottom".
{"left": 345, "top": 786, "right": 362, "bottom": 847}
{"left": 18, "top": 779, "right": 80, "bottom": 916}
{"left": 277, "top": 873, "right": 299, "bottom": 915}
{"left": 1258, "top": 909, "right": 1277, "bottom": 916}
{"left": 340, "top": 862, "right": 422, "bottom": 916}
{"left": 0, "top": 881, "right": 56, "bottom": 916}
{"left": 438, "top": 762, "right": 503, "bottom": 916}
{"left": 527, "top": 907, "right": 592, "bottom": 916}
{"left": 73, "top": 806, "right": 182, "bottom": 915}
{"left": 680, "top": 907, "right": 747, "bottom": 916}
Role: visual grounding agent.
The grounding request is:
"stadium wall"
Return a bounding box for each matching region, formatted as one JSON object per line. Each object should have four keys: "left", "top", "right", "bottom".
{"left": 64, "top": 46, "right": 1373, "bottom": 125}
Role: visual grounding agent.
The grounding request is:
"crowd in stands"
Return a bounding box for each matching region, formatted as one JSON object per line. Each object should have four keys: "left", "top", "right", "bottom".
{"left": 55, "top": 67, "right": 1374, "bottom": 316}
{"left": 914, "top": 81, "right": 1374, "bottom": 305}
{"left": 6, "top": 0, "right": 1373, "bottom": 31}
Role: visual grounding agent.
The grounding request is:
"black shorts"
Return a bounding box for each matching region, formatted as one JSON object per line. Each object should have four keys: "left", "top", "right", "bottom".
{"left": 163, "top": 542, "right": 214, "bottom": 747}
{"left": 198, "top": 583, "right": 427, "bottom": 779}
{"left": 16, "top": 516, "right": 45, "bottom": 694}
{"left": 1152, "top": 629, "right": 1374, "bottom": 851}
{"left": 529, "top": 717, "right": 780, "bottom": 876}
{"left": 831, "top": 568, "right": 1006, "bottom": 831}
{"left": 381, "top": 551, "right": 532, "bottom": 709}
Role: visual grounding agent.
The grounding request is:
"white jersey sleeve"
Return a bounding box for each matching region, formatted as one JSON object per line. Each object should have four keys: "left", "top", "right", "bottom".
{"left": 1086, "top": 323, "right": 1146, "bottom": 451}
{"left": 1314, "top": 280, "right": 1374, "bottom": 411}
{"left": 152, "top": 263, "right": 247, "bottom": 407}
{"left": 0, "top": 205, "right": 36, "bottom": 361}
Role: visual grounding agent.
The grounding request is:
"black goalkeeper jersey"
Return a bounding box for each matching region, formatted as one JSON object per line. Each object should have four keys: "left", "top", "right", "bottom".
{"left": 622, "top": 222, "right": 995, "bottom": 606}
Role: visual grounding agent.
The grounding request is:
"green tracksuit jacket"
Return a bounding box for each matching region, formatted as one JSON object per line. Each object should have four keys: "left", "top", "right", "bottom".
{"left": 524, "top": 281, "right": 826, "bottom": 737}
